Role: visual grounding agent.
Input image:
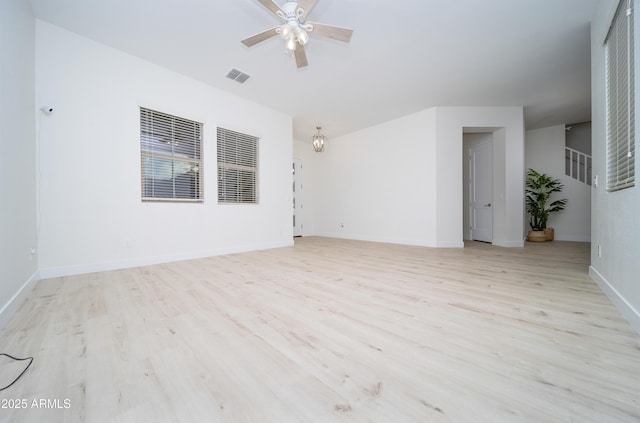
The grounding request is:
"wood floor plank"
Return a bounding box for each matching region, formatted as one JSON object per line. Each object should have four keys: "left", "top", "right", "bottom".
{"left": 1, "top": 237, "right": 639, "bottom": 422}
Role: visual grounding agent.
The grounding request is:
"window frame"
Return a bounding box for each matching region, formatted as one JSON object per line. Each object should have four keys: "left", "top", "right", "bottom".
{"left": 216, "top": 127, "right": 259, "bottom": 204}
{"left": 605, "top": 0, "right": 636, "bottom": 192}
{"left": 140, "top": 107, "right": 204, "bottom": 202}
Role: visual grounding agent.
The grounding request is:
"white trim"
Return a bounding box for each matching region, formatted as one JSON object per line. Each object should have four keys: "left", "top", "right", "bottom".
{"left": 39, "top": 241, "right": 293, "bottom": 279}
{"left": 602, "top": 0, "right": 625, "bottom": 43}
{"left": 315, "top": 232, "right": 527, "bottom": 249}
{"left": 589, "top": 265, "right": 640, "bottom": 335}
{"left": 315, "top": 232, "right": 440, "bottom": 248}
{"left": 435, "top": 241, "right": 465, "bottom": 248}
{"left": 554, "top": 235, "right": 591, "bottom": 242}
{"left": 314, "top": 233, "right": 470, "bottom": 249}
{"left": 493, "top": 240, "right": 525, "bottom": 248}
{"left": 0, "top": 271, "right": 40, "bottom": 330}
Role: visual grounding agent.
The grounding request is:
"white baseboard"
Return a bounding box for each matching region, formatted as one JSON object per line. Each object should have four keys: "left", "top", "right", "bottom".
{"left": 589, "top": 266, "right": 640, "bottom": 335}
{"left": 0, "top": 270, "right": 40, "bottom": 331}
{"left": 493, "top": 240, "right": 525, "bottom": 248}
{"left": 435, "top": 241, "right": 465, "bottom": 248}
{"left": 555, "top": 234, "right": 591, "bottom": 242}
{"left": 315, "top": 232, "right": 441, "bottom": 248}
{"left": 39, "top": 240, "right": 293, "bottom": 279}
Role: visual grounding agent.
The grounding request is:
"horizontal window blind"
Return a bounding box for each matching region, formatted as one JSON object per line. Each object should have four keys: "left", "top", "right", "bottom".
{"left": 217, "top": 127, "right": 258, "bottom": 204}
{"left": 606, "top": 0, "right": 635, "bottom": 191}
{"left": 140, "top": 108, "right": 203, "bottom": 201}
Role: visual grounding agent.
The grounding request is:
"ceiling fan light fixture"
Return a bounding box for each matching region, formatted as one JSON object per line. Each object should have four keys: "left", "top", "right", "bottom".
{"left": 296, "top": 28, "right": 309, "bottom": 45}
{"left": 279, "top": 23, "right": 292, "bottom": 40}
{"left": 242, "top": 0, "right": 355, "bottom": 68}
{"left": 312, "top": 126, "right": 325, "bottom": 152}
{"left": 285, "top": 35, "right": 297, "bottom": 51}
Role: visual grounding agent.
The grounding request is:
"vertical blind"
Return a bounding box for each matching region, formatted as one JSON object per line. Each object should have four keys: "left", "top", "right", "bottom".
{"left": 605, "top": 0, "right": 635, "bottom": 191}
{"left": 217, "top": 127, "right": 259, "bottom": 204}
{"left": 140, "top": 108, "right": 203, "bottom": 201}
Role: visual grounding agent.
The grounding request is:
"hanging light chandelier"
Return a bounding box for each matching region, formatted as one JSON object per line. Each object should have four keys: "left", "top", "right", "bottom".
{"left": 312, "top": 126, "right": 325, "bottom": 152}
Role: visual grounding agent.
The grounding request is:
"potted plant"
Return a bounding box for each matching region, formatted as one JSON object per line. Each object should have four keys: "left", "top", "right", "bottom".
{"left": 525, "top": 169, "right": 567, "bottom": 242}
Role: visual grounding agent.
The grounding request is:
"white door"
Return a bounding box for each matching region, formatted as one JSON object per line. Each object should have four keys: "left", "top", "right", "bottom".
{"left": 293, "top": 159, "right": 303, "bottom": 236}
{"left": 470, "top": 141, "right": 493, "bottom": 242}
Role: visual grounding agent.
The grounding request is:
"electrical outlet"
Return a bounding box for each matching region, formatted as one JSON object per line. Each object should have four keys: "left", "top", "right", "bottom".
{"left": 597, "top": 244, "right": 602, "bottom": 258}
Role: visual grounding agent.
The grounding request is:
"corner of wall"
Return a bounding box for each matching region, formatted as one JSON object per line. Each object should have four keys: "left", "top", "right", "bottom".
{"left": 0, "top": 0, "right": 38, "bottom": 331}
{"left": 0, "top": 271, "right": 40, "bottom": 331}
{"left": 590, "top": 266, "right": 640, "bottom": 335}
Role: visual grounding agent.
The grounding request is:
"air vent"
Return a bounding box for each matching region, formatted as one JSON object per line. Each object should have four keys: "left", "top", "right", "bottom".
{"left": 226, "top": 68, "right": 250, "bottom": 84}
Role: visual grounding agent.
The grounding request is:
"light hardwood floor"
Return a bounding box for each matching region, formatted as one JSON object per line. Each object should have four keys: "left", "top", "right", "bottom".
{"left": 1, "top": 237, "right": 639, "bottom": 422}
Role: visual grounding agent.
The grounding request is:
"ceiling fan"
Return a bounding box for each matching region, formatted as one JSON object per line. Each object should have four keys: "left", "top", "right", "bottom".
{"left": 241, "top": 0, "right": 354, "bottom": 68}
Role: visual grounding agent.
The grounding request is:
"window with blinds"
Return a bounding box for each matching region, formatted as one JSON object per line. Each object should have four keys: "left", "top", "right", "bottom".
{"left": 217, "top": 127, "right": 259, "bottom": 204}
{"left": 140, "top": 108, "right": 203, "bottom": 201}
{"left": 605, "top": 0, "right": 635, "bottom": 191}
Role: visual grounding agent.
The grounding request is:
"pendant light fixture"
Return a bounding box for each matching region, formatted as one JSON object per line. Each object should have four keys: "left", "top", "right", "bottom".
{"left": 312, "top": 126, "right": 325, "bottom": 152}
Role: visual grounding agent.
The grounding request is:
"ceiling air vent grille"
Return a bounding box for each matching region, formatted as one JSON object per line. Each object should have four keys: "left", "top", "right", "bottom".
{"left": 226, "top": 68, "right": 250, "bottom": 84}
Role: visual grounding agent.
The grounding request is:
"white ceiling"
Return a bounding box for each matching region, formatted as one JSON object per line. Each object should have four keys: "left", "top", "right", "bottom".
{"left": 29, "top": 0, "right": 604, "bottom": 141}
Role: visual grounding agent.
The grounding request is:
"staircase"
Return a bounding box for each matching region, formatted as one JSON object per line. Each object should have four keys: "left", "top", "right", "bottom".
{"left": 565, "top": 146, "right": 592, "bottom": 186}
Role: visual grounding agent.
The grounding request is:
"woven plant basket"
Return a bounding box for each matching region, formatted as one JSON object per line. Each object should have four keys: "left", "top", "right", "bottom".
{"left": 544, "top": 227, "right": 555, "bottom": 241}
{"left": 527, "top": 230, "right": 547, "bottom": 242}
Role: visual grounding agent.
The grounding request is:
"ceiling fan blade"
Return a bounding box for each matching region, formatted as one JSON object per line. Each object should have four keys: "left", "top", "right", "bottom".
{"left": 296, "top": 0, "right": 317, "bottom": 21}
{"left": 241, "top": 27, "right": 279, "bottom": 47}
{"left": 294, "top": 44, "right": 308, "bottom": 68}
{"left": 307, "top": 22, "right": 353, "bottom": 43}
{"left": 257, "top": 0, "right": 285, "bottom": 17}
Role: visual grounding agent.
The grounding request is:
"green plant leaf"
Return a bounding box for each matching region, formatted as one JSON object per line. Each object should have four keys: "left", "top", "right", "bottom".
{"left": 525, "top": 168, "right": 568, "bottom": 230}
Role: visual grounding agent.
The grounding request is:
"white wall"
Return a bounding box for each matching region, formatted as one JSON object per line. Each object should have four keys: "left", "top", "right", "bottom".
{"left": 590, "top": 0, "right": 640, "bottom": 334}
{"left": 435, "top": 107, "right": 525, "bottom": 247}
{"left": 313, "top": 108, "right": 438, "bottom": 246}
{"left": 566, "top": 122, "right": 591, "bottom": 155}
{"left": 36, "top": 21, "right": 293, "bottom": 277}
{"left": 311, "top": 106, "right": 525, "bottom": 248}
{"left": 0, "top": 0, "right": 39, "bottom": 328}
{"left": 526, "top": 125, "right": 591, "bottom": 242}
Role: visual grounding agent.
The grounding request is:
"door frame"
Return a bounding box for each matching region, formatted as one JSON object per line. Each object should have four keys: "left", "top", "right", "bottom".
{"left": 463, "top": 129, "right": 499, "bottom": 243}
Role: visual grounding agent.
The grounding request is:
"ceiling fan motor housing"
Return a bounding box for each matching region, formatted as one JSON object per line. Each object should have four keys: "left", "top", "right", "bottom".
{"left": 278, "top": 2, "right": 304, "bottom": 20}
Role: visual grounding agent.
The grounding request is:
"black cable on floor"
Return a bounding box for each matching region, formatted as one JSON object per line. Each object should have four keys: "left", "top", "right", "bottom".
{"left": 0, "top": 353, "right": 34, "bottom": 391}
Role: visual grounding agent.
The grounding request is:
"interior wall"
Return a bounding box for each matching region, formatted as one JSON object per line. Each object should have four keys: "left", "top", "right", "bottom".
{"left": 590, "top": 0, "right": 640, "bottom": 334}
{"left": 0, "top": 0, "right": 39, "bottom": 327}
{"left": 526, "top": 125, "right": 591, "bottom": 242}
{"left": 314, "top": 108, "right": 439, "bottom": 246}
{"left": 566, "top": 121, "right": 592, "bottom": 155}
{"left": 312, "top": 106, "right": 524, "bottom": 248}
{"left": 435, "top": 107, "right": 525, "bottom": 247}
{"left": 36, "top": 21, "right": 293, "bottom": 278}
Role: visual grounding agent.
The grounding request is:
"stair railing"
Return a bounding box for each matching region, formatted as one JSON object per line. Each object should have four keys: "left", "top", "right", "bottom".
{"left": 565, "top": 146, "right": 592, "bottom": 186}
